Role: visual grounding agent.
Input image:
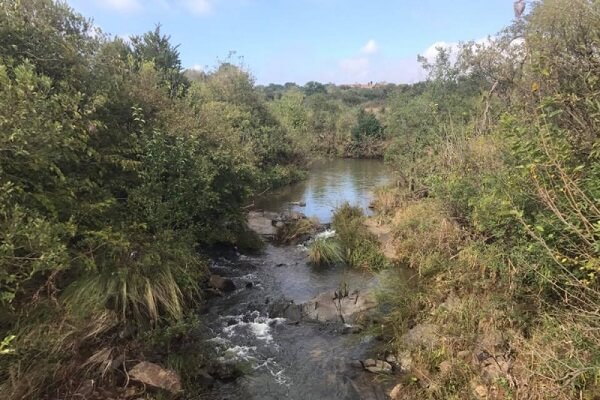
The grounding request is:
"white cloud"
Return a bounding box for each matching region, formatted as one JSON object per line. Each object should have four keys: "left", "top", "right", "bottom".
{"left": 189, "top": 64, "right": 204, "bottom": 71}
{"left": 184, "top": 0, "right": 215, "bottom": 15}
{"left": 100, "top": 0, "right": 142, "bottom": 12}
{"left": 361, "top": 39, "right": 379, "bottom": 55}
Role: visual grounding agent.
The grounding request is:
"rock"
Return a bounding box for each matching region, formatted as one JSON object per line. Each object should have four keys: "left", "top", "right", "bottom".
{"left": 268, "top": 299, "right": 303, "bottom": 322}
{"left": 364, "top": 360, "right": 392, "bottom": 374}
{"left": 385, "top": 354, "right": 397, "bottom": 364}
{"left": 247, "top": 211, "right": 278, "bottom": 237}
{"left": 245, "top": 282, "right": 253, "bottom": 289}
{"left": 301, "top": 290, "right": 378, "bottom": 323}
{"left": 398, "top": 351, "right": 413, "bottom": 371}
{"left": 389, "top": 384, "right": 403, "bottom": 399}
{"left": 349, "top": 360, "right": 364, "bottom": 369}
{"left": 281, "top": 210, "right": 306, "bottom": 221}
{"left": 457, "top": 350, "right": 472, "bottom": 361}
{"left": 290, "top": 201, "right": 307, "bottom": 207}
{"left": 363, "top": 359, "right": 377, "bottom": 368}
{"left": 129, "top": 361, "right": 182, "bottom": 395}
{"left": 209, "top": 274, "right": 236, "bottom": 292}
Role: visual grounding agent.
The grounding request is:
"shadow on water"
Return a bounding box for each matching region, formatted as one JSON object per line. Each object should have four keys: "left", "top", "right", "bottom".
{"left": 197, "top": 159, "right": 394, "bottom": 400}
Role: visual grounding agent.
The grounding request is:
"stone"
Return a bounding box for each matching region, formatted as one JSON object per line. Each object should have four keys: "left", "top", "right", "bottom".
{"left": 363, "top": 359, "right": 377, "bottom": 368}
{"left": 349, "top": 360, "right": 364, "bottom": 369}
{"left": 245, "top": 282, "right": 253, "bottom": 289}
{"left": 364, "top": 360, "right": 392, "bottom": 374}
{"left": 247, "top": 211, "right": 278, "bottom": 237}
{"left": 301, "top": 290, "right": 378, "bottom": 323}
{"left": 209, "top": 274, "right": 236, "bottom": 292}
{"left": 129, "top": 361, "right": 182, "bottom": 394}
{"left": 268, "top": 299, "right": 303, "bottom": 322}
{"left": 389, "top": 384, "right": 403, "bottom": 399}
{"left": 398, "top": 351, "right": 413, "bottom": 371}
{"left": 385, "top": 354, "right": 397, "bottom": 364}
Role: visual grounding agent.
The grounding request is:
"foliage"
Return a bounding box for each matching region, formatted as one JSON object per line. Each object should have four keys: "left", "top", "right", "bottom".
{"left": 379, "top": 1, "right": 600, "bottom": 398}
{"left": 0, "top": 1, "right": 306, "bottom": 397}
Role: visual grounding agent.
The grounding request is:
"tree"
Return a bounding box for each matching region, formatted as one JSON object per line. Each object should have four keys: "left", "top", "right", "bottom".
{"left": 131, "top": 25, "right": 190, "bottom": 97}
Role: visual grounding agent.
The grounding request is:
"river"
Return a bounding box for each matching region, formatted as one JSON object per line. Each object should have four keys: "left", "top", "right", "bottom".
{"left": 198, "top": 159, "right": 394, "bottom": 400}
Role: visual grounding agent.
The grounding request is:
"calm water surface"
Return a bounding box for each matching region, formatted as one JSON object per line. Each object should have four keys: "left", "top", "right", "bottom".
{"left": 256, "top": 159, "right": 392, "bottom": 223}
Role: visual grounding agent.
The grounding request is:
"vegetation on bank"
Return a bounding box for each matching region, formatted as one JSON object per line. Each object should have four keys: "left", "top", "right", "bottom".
{"left": 371, "top": 1, "right": 600, "bottom": 398}
{"left": 0, "top": 1, "right": 304, "bottom": 397}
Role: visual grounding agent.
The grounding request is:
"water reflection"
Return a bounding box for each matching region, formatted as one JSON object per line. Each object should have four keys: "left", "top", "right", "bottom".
{"left": 255, "top": 159, "right": 391, "bottom": 223}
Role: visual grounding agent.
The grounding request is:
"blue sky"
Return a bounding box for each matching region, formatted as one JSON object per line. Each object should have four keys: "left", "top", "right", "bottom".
{"left": 65, "top": 0, "right": 517, "bottom": 85}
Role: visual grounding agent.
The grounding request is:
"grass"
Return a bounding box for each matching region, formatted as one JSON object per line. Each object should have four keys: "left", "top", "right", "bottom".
{"left": 333, "top": 203, "right": 389, "bottom": 270}
{"left": 308, "top": 237, "right": 344, "bottom": 266}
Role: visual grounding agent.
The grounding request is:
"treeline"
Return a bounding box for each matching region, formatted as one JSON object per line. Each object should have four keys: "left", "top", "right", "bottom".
{"left": 0, "top": 1, "right": 304, "bottom": 397}
{"left": 258, "top": 81, "right": 401, "bottom": 158}
{"left": 371, "top": 1, "right": 600, "bottom": 398}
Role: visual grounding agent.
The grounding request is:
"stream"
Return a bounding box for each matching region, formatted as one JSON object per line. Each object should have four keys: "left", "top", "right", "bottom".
{"left": 198, "top": 159, "right": 394, "bottom": 400}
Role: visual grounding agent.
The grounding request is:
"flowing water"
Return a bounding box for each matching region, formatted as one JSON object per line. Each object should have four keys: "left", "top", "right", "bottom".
{"left": 199, "top": 159, "right": 394, "bottom": 400}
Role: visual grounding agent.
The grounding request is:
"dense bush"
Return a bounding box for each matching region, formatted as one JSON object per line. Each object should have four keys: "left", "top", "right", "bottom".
{"left": 0, "top": 1, "right": 305, "bottom": 397}
{"left": 379, "top": 1, "right": 600, "bottom": 398}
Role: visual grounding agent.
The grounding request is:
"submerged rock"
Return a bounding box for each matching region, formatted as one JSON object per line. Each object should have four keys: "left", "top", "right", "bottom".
{"left": 209, "top": 274, "right": 236, "bottom": 292}
{"left": 129, "top": 361, "right": 182, "bottom": 394}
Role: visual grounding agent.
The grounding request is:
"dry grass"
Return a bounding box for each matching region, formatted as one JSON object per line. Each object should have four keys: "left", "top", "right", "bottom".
{"left": 391, "top": 200, "right": 466, "bottom": 274}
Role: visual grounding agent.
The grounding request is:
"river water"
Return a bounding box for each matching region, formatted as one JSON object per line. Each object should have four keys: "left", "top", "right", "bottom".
{"left": 198, "top": 159, "right": 393, "bottom": 400}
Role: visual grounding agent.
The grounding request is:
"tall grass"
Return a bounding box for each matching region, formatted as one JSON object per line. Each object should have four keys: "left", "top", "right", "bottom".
{"left": 333, "top": 203, "right": 389, "bottom": 270}
{"left": 308, "top": 237, "right": 344, "bottom": 266}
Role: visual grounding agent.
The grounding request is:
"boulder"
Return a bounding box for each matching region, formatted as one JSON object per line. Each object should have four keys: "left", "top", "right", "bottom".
{"left": 129, "top": 361, "right": 182, "bottom": 395}
{"left": 268, "top": 299, "right": 303, "bottom": 322}
{"left": 301, "top": 290, "right": 377, "bottom": 323}
{"left": 209, "top": 274, "right": 236, "bottom": 292}
{"left": 247, "top": 211, "right": 278, "bottom": 237}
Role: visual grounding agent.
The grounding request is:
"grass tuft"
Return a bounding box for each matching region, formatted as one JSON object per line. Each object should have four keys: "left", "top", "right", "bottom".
{"left": 308, "top": 237, "right": 344, "bottom": 266}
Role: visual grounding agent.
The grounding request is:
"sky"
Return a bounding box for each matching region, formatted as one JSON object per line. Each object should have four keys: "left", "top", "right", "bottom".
{"left": 65, "top": 0, "right": 517, "bottom": 85}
